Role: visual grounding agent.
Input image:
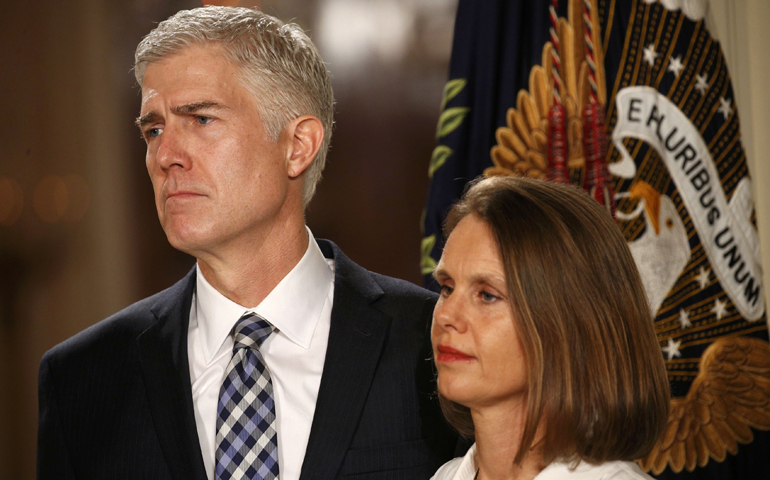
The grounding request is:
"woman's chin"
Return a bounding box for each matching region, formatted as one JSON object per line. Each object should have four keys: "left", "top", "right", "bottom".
{"left": 438, "top": 378, "right": 475, "bottom": 406}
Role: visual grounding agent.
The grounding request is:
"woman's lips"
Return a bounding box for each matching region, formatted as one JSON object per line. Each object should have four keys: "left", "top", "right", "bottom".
{"left": 436, "top": 344, "right": 474, "bottom": 363}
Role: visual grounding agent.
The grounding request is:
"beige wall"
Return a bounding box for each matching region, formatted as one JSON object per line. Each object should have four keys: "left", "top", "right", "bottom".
{"left": 0, "top": 0, "right": 136, "bottom": 476}
{"left": 709, "top": 0, "right": 770, "bottom": 328}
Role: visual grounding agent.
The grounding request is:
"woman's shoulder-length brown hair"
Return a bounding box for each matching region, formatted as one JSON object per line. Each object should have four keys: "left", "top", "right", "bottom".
{"left": 439, "top": 175, "right": 669, "bottom": 466}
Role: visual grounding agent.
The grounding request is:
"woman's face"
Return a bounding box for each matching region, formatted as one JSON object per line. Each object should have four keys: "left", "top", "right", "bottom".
{"left": 432, "top": 215, "right": 527, "bottom": 411}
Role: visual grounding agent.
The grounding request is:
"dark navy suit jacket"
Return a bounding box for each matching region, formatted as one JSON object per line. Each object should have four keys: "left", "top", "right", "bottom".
{"left": 37, "top": 239, "right": 457, "bottom": 479}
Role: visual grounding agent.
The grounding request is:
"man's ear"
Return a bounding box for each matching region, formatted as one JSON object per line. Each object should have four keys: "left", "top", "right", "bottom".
{"left": 285, "top": 115, "right": 324, "bottom": 179}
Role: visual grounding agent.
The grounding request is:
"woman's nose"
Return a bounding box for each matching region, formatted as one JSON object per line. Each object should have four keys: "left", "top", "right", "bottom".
{"left": 433, "top": 292, "right": 468, "bottom": 334}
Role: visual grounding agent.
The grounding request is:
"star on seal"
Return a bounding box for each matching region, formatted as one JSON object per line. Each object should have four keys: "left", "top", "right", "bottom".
{"left": 643, "top": 44, "right": 659, "bottom": 66}
{"left": 663, "top": 338, "right": 682, "bottom": 360}
{"left": 694, "top": 266, "right": 710, "bottom": 290}
{"left": 668, "top": 56, "right": 685, "bottom": 76}
{"left": 711, "top": 298, "right": 728, "bottom": 320}
{"left": 718, "top": 97, "right": 732, "bottom": 120}
{"left": 695, "top": 74, "right": 709, "bottom": 95}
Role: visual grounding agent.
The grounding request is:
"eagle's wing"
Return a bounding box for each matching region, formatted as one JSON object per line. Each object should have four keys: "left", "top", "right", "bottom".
{"left": 639, "top": 336, "right": 770, "bottom": 474}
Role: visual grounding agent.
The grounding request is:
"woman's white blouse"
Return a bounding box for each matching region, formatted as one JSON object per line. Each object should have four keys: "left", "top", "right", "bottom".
{"left": 431, "top": 444, "right": 656, "bottom": 480}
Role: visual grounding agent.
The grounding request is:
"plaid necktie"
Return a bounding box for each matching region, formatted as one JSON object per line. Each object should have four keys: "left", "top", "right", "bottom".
{"left": 215, "top": 314, "right": 279, "bottom": 480}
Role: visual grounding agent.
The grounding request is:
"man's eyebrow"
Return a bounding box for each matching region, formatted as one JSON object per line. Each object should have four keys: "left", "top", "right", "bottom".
{"left": 135, "top": 101, "right": 229, "bottom": 129}
{"left": 171, "top": 101, "right": 229, "bottom": 115}
{"left": 135, "top": 112, "right": 161, "bottom": 129}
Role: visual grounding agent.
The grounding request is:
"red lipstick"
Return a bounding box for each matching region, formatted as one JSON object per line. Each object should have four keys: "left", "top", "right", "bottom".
{"left": 436, "top": 345, "right": 474, "bottom": 363}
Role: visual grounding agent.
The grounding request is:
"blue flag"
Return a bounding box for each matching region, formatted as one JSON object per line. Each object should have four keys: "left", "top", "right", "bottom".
{"left": 422, "top": 1, "right": 770, "bottom": 478}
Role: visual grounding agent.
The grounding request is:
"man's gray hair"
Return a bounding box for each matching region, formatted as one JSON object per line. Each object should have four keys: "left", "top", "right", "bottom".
{"left": 134, "top": 6, "right": 334, "bottom": 207}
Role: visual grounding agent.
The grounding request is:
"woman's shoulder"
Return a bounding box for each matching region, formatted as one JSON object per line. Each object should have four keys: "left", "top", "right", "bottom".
{"left": 430, "top": 443, "right": 477, "bottom": 480}
{"left": 537, "top": 460, "right": 654, "bottom": 480}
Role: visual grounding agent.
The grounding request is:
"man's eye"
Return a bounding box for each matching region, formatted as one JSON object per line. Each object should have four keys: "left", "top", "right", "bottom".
{"left": 197, "top": 116, "right": 212, "bottom": 125}
{"left": 148, "top": 128, "right": 163, "bottom": 138}
{"left": 439, "top": 284, "right": 453, "bottom": 297}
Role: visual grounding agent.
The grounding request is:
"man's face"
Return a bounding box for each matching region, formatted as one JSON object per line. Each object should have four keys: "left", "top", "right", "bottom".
{"left": 138, "top": 45, "right": 293, "bottom": 258}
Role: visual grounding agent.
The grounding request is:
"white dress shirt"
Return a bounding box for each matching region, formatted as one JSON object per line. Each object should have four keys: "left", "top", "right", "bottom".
{"left": 187, "top": 228, "right": 335, "bottom": 480}
{"left": 431, "top": 443, "right": 656, "bottom": 480}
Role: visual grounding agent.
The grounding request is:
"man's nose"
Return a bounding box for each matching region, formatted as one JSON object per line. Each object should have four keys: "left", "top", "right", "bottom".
{"left": 155, "top": 127, "right": 192, "bottom": 171}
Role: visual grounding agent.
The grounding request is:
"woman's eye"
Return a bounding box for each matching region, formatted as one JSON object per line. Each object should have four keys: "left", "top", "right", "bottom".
{"left": 480, "top": 291, "right": 498, "bottom": 302}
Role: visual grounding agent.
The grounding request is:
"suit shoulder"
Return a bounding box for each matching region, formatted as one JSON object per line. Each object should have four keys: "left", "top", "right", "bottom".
{"left": 320, "top": 238, "right": 436, "bottom": 303}
{"left": 370, "top": 271, "right": 437, "bottom": 298}
{"left": 368, "top": 271, "right": 438, "bottom": 314}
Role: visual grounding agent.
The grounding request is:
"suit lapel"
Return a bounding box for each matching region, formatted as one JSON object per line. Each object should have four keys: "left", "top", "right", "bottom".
{"left": 299, "top": 241, "right": 391, "bottom": 480}
{"left": 136, "top": 268, "right": 209, "bottom": 480}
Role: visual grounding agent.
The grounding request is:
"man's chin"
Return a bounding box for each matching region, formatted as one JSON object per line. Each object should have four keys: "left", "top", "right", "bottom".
{"left": 163, "top": 227, "right": 210, "bottom": 256}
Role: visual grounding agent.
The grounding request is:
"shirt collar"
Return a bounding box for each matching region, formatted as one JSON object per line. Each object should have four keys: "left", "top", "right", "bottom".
{"left": 195, "top": 228, "right": 334, "bottom": 363}
{"left": 458, "top": 443, "right": 478, "bottom": 479}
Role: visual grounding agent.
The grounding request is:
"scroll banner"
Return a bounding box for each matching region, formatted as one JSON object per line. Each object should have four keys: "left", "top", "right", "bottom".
{"left": 610, "top": 86, "right": 763, "bottom": 320}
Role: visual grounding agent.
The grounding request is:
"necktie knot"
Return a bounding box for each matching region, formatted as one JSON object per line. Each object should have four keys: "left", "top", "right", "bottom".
{"left": 233, "top": 314, "right": 275, "bottom": 351}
